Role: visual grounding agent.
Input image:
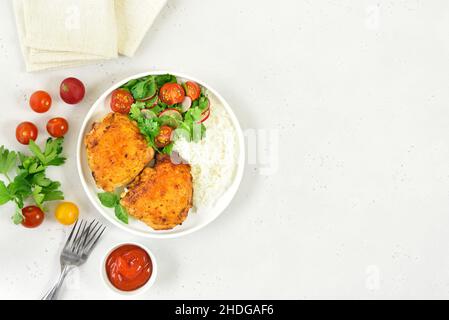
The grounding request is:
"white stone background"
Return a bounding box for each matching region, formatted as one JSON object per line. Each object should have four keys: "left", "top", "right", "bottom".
{"left": 1, "top": 0, "right": 449, "bottom": 299}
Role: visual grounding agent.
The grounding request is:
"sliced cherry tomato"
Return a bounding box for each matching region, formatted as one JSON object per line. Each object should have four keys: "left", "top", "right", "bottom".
{"left": 55, "top": 202, "right": 79, "bottom": 226}
{"left": 185, "top": 81, "right": 201, "bottom": 101}
{"left": 16, "top": 122, "right": 38, "bottom": 145}
{"left": 47, "top": 117, "right": 69, "bottom": 138}
{"left": 111, "top": 89, "right": 135, "bottom": 114}
{"left": 60, "top": 78, "right": 85, "bottom": 105}
{"left": 30, "top": 91, "right": 52, "bottom": 113}
{"left": 159, "top": 83, "right": 185, "bottom": 106}
{"left": 155, "top": 126, "right": 174, "bottom": 148}
{"left": 22, "top": 206, "right": 45, "bottom": 228}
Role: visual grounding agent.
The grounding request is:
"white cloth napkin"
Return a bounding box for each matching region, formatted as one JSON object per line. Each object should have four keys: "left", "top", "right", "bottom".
{"left": 115, "top": 0, "right": 166, "bottom": 57}
{"left": 13, "top": 0, "right": 167, "bottom": 72}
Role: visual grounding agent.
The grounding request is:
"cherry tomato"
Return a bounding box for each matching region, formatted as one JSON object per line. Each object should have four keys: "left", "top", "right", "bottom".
{"left": 111, "top": 89, "right": 134, "bottom": 114}
{"left": 22, "top": 206, "right": 45, "bottom": 228}
{"left": 30, "top": 91, "right": 52, "bottom": 113}
{"left": 155, "top": 126, "right": 174, "bottom": 148}
{"left": 16, "top": 122, "right": 38, "bottom": 145}
{"left": 159, "top": 83, "right": 185, "bottom": 106}
{"left": 60, "top": 77, "right": 85, "bottom": 104}
{"left": 185, "top": 81, "right": 201, "bottom": 101}
{"left": 47, "top": 117, "right": 69, "bottom": 138}
{"left": 55, "top": 202, "right": 79, "bottom": 226}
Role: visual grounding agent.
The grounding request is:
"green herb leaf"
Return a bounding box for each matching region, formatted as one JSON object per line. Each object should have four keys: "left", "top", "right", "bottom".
{"left": 154, "top": 74, "right": 177, "bottom": 87}
{"left": 12, "top": 206, "right": 23, "bottom": 225}
{"left": 28, "top": 140, "right": 46, "bottom": 164}
{"left": 114, "top": 204, "right": 129, "bottom": 224}
{"left": 131, "top": 77, "right": 157, "bottom": 100}
{"left": 0, "top": 146, "right": 18, "bottom": 177}
{"left": 98, "top": 192, "right": 119, "bottom": 208}
{"left": 0, "top": 181, "right": 13, "bottom": 205}
{"left": 32, "top": 173, "right": 52, "bottom": 187}
{"left": 32, "top": 185, "right": 45, "bottom": 209}
{"left": 162, "top": 143, "right": 174, "bottom": 155}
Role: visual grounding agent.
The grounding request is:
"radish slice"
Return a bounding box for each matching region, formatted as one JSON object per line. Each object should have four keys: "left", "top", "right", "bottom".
{"left": 138, "top": 92, "right": 157, "bottom": 102}
{"left": 199, "top": 107, "right": 210, "bottom": 123}
{"left": 159, "top": 108, "right": 183, "bottom": 121}
{"left": 181, "top": 97, "right": 192, "bottom": 112}
{"left": 147, "top": 96, "right": 159, "bottom": 108}
{"left": 141, "top": 109, "right": 157, "bottom": 119}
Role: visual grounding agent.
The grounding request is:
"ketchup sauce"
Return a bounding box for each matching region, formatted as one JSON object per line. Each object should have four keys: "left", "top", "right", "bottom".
{"left": 106, "top": 244, "right": 153, "bottom": 292}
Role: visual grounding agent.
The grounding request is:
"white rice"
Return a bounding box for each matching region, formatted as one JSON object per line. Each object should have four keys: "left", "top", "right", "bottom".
{"left": 173, "top": 95, "right": 238, "bottom": 209}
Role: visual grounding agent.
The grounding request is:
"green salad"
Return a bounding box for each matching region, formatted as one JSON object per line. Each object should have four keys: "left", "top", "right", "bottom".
{"left": 109, "top": 74, "right": 211, "bottom": 155}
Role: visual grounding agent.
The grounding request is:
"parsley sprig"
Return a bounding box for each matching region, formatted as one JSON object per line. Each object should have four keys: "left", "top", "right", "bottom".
{"left": 0, "top": 138, "right": 66, "bottom": 224}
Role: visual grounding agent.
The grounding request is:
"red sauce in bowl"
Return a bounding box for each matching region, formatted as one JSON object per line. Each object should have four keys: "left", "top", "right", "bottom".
{"left": 105, "top": 244, "right": 153, "bottom": 292}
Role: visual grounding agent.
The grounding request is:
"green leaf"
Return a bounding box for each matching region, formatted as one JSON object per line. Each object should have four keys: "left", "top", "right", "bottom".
{"left": 29, "top": 138, "right": 66, "bottom": 167}
{"left": 32, "top": 173, "right": 52, "bottom": 187}
{"left": 8, "top": 173, "right": 32, "bottom": 199}
{"left": 28, "top": 140, "right": 46, "bottom": 164}
{"left": 198, "top": 96, "right": 210, "bottom": 111}
{"left": 0, "top": 181, "right": 12, "bottom": 205}
{"left": 12, "top": 206, "right": 23, "bottom": 225}
{"left": 32, "top": 185, "right": 45, "bottom": 209}
{"left": 154, "top": 74, "right": 177, "bottom": 87}
{"left": 131, "top": 77, "right": 157, "bottom": 100}
{"left": 43, "top": 191, "right": 64, "bottom": 202}
{"left": 121, "top": 79, "right": 138, "bottom": 91}
{"left": 0, "top": 146, "right": 18, "bottom": 177}
{"left": 129, "top": 103, "right": 143, "bottom": 121}
{"left": 162, "top": 143, "right": 174, "bottom": 155}
{"left": 98, "top": 192, "right": 119, "bottom": 208}
{"left": 115, "top": 204, "right": 129, "bottom": 224}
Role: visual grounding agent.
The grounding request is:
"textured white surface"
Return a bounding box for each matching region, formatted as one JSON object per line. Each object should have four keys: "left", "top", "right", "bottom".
{"left": 1, "top": 0, "right": 449, "bottom": 299}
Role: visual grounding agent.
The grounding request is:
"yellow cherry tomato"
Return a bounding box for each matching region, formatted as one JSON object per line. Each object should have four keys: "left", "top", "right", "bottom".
{"left": 55, "top": 202, "right": 79, "bottom": 225}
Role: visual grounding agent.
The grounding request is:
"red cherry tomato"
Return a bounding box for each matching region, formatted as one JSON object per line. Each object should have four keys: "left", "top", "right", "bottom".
{"left": 47, "top": 117, "right": 69, "bottom": 138}
{"left": 155, "top": 126, "right": 174, "bottom": 148}
{"left": 185, "top": 81, "right": 201, "bottom": 101}
{"left": 111, "top": 89, "right": 134, "bottom": 114}
{"left": 16, "top": 122, "right": 38, "bottom": 145}
{"left": 159, "top": 83, "right": 185, "bottom": 106}
{"left": 22, "top": 206, "right": 45, "bottom": 228}
{"left": 30, "top": 91, "right": 52, "bottom": 113}
{"left": 60, "top": 77, "right": 85, "bottom": 104}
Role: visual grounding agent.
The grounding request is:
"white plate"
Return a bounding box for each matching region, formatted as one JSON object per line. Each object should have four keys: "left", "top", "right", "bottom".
{"left": 76, "top": 71, "right": 245, "bottom": 238}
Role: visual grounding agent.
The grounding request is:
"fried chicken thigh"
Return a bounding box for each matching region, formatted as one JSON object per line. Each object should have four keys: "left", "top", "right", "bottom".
{"left": 121, "top": 155, "right": 193, "bottom": 230}
{"left": 85, "top": 113, "right": 154, "bottom": 192}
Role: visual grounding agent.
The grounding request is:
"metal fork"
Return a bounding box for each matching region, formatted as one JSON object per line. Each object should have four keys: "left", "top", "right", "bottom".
{"left": 42, "top": 220, "right": 106, "bottom": 300}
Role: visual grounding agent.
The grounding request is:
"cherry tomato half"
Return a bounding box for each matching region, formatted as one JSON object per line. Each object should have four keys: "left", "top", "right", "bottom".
{"left": 22, "top": 206, "right": 45, "bottom": 228}
{"left": 55, "top": 202, "right": 79, "bottom": 226}
{"left": 16, "top": 122, "right": 38, "bottom": 145}
{"left": 60, "top": 77, "right": 85, "bottom": 105}
{"left": 47, "top": 117, "right": 69, "bottom": 138}
{"left": 159, "top": 83, "right": 185, "bottom": 106}
{"left": 185, "top": 81, "right": 201, "bottom": 101}
{"left": 30, "top": 91, "right": 52, "bottom": 113}
{"left": 111, "top": 89, "right": 135, "bottom": 114}
{"left": 155, "top": 126, "right": 174, "bottom": 148}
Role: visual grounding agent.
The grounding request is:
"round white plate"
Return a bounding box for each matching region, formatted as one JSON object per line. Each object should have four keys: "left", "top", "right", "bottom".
{"left": 77, "top": 71, "right": 245, "bottom": 238}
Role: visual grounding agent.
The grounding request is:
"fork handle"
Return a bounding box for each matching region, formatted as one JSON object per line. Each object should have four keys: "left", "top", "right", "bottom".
{"left": 42, "top": 265, "right": 72, "bottom": 300}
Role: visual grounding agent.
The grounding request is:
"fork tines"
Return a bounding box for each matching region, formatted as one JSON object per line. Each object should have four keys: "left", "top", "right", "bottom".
{"left": 64, "top": 220, "right": 106, "bottom": 256}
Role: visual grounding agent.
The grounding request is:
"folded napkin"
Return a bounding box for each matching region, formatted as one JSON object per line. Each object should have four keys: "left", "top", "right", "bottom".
{"left": 14, "top": 0, "right": 167, "bottom": 72}
{"left": 115, "top": 0, "right": 166, "bottom": 57}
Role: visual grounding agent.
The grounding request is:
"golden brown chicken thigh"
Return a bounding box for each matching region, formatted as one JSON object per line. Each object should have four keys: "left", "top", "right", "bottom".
{"left": 121, "top": 155, "right": 193, "bottom": 230}
{"left": 85, "top": 113, "right": 154, "bottom": 192}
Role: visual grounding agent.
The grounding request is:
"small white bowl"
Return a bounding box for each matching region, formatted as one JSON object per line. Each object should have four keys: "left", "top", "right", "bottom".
{"left": 101, "top": 242, "right": 157, "bottom": 296}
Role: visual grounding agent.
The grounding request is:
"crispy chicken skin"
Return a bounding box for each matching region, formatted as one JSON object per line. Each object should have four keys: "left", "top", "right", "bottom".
{"left": 121, "top": 155, "right": 193, "bottom": 230}
{"left": 85, "top": 113, "right": 154, "bottom": 192}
